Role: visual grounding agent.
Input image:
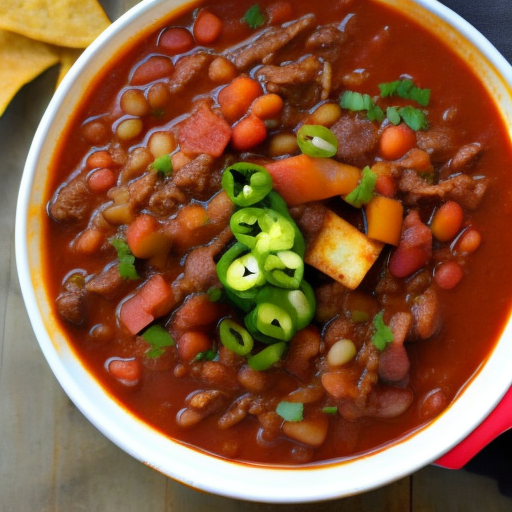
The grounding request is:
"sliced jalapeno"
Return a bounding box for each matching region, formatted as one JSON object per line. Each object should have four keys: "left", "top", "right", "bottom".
{"left": 221, "top": 162, "right": 273, "bottom": 207}
{"left": 217, "top": 242, "right": 265, "bottom": 292}
{"left": 254, "top": 209, "right": 295, "bottom": 255}
{"left": 297, "top": 124, "right": 338, "bottom": 158}
{"left": 219, "top": 318, "right": 254, "bottom": 356}
{"left": 248, "top": 342, "right": 287, "bottom": 371}
{"left": 261, "top": 250, "right": 304, "bottom": 289}
{"left": 245, "top": 302, "right": 295, "bottom": 342}
{"left": 230, "top": 207, "right": 264, "bottom": 249}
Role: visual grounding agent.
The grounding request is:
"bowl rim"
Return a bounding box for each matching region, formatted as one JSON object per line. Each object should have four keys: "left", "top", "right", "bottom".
{"left": 15, "top": 0, "right": 512, "bottom": 503}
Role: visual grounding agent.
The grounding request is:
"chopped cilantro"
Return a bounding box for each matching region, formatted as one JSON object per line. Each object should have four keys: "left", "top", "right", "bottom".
{"left": 344, "top": 166, "right": 377, "bottom": 208}
{"left": 276, "top": 401, "right": 304, "bottom": 422}
{"left": 322, "top": 406, "right": 338, "bottom": 415}
{"left": 371, "top": 312, "right": 394, "bottom": 350}
{"left": 142, "top": 325, "right": 175, "bottom": 358}
{"left": 339, "top": 91, "right": 384, "bottom": 122}
{"left": 379, "top": 79, "right": 431, "bottom": 107}
{"left": 150, "top": 154, "right": 173, "bottom": 174}
{"left": 195, "top": 349, "right": 217, "bottom": 362}
{"left": 243, "top": 5, "right": 266, "bottom": 29}
{"left": 110, "top": 236, "right": 139, "bottom": 280}
{"left": 397, "top": 105, "right": 429, "bottom": 131}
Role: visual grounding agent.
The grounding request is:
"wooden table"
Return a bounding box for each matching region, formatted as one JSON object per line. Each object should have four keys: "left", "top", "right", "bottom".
{"left": 1, "top": 1, "right": 512, "bottom": 510}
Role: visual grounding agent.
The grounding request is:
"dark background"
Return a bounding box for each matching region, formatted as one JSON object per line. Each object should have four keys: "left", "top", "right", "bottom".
{"left": 440, "top": 0, "right": 512, "bottom": 497}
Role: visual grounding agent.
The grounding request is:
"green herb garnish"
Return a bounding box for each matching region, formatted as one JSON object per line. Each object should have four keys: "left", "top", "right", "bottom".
{"left": 150, "top": 154, "right": 173, "bottom": 174}
{"left": 322, "top": 406, "right": 338, "bottom": 415}
{"left": 141, "top": 325, "right": 175, "bottom": 358}
{"left": 371, "top": 311, "right": 394, "bottom": 350}
{"left": 195, "top": 349, "right": 217, "bottom": 362}
{"left": 276, "top": 401, "right": 304, "bottom": 422}
{"left": 395, "top": 105, "right": 429, "bottom": 131}
{"left": 110, "top": 236, "right": 139, "bottom": 280}
{"left": 339, "top": 91, "right": 384, "bottom": 122}
{"left": 379, "top": 79, "right": 430, "bottom": 107}
{"left": 344, "top": 166, "right": 377, "bottom": 208}
{"left": 243, "top": 5, "right": 266, "bottom": 29}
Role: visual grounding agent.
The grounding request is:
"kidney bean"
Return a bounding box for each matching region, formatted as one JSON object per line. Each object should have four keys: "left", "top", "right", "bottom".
{"left": 434, "top": 260, "right": 463, "bottom": 290}
{"left": 431, "top": 201, "right": 464, "bottom": 242}
{"left": 107, "top": 357, "right": 141, "bottom": 386}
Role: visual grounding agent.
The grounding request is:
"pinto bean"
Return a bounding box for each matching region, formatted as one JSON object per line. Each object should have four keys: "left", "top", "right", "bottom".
{"left": 282, "top": 414, "right": 329, "bottom": 447}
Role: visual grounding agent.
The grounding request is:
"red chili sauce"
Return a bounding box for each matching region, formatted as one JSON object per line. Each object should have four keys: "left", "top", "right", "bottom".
{"left": 44, "top": 0, "right": 512, "bottom": 465}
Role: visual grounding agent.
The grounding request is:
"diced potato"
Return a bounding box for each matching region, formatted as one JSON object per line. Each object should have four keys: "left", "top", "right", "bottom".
{"left": 305, "top": 209, "right": 384, "bottom": 289}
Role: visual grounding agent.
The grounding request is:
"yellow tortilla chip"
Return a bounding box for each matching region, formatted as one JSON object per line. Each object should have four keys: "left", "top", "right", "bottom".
{"left": 0, "top": 0, "right": 111, "bottom": 49}
{"left": 0, "top": 29, "right": 60, "bottom": 117}
{"left": 56, "top": 48, "right": 83, "bottom": 87}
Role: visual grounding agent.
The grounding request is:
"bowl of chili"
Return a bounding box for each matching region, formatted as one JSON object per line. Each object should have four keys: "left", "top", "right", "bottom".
{"left": 15, "top": 0, "right": 512, "bottom": 503}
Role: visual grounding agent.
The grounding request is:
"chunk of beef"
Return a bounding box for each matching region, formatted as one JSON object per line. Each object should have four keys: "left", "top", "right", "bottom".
{"left": 330, "top": 114, "right": 379, "bottom": 167}
{"left": 148, "top": 181, "right": 187, "bottom": 216}
{"left": 314, "top": 281, "right": 348, "bottom": 322}
{"left": 305, "top": 24, "right": 347, "bottom": 62}
{"left": 282, "top": 326, "right": 321, "bottom": 381}
{"left": 85, "top": 263, "right": 125, "bottom": 299}
{"left": 55, "top": 274, "right": 87, "bottom": 325}
{"left": 256, "top": 55, "right": 324, "bottom": 108}
{"left": 49, "top": 175, "right": 90, "bottom": 223}
{"left": 128, "top": 171, "right": 159, "bottom": 210}
{"left": 416, "top": 127, "right": 456, "bottom": 163}
{"left": 176, "top": 227, "right": 233, "bottom": 296}
{"left": 399, "top": 169, "right": 489, "bottom": 210}
{"left": 448, "top": 142, "right": 482, "bottom": 172}
{"left": 290, "top": 202, "right": 327, "bottom": 245}
{"left": 173, "top": 153, "right": 216, "bottom": 199}
{"left": 228, "top": 14, "right": 316, "bottom": 70}
{"left": 169, "top": 53, "right": 211, "bottom": 93}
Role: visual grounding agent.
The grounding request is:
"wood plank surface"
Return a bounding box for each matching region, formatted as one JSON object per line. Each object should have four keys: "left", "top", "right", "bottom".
{"left": 0, "top": 1, "right": 511, "bottom": 511}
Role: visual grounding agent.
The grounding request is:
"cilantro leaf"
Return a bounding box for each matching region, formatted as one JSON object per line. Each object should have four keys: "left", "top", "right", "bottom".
{"left": 344, "top": 166, "right": 377, "bottom": 208}
{"left": 398, "top": 105, "right": 429, "bottom": 131}
{"left": 243, "top": 5, "right": 266, "bottom": 29}
{"left": 150, "top": 154, "right": 173, "bottom": 174}
{"left": 371, "top": 312, "right": 394, "bottom": 350}
{"left": 142, "top": 325, "right": 175, "bottom": 358}
{"left": 276, "top": 401, "right": 303, "bottom": 422}
{"left": 195, "top": 349, "right": 217, "bottom": 362}
{"left": 110, "top": 236, "right": 139, "bottom": 280}
{"left": 339, "top": 91, "right": 384, "bottom": 122}
{"left": 379, "top": 79, "right": 430, "bottom": 107}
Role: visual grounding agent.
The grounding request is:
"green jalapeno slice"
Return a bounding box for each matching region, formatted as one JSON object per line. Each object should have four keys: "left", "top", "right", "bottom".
{"left": 221, "top": 162, "right": 273, "bottom": 207}
{"left": 217, "top": 242, "right": 265, "bottom": 292}
{"left": 261, "top": 250, "right": 304, "bottom": 289}
{"left": 245, "top": 302, "right": 295, "bottom": 342}
{"left": 248, "top": 342, "right": 287, "bottom": 371}
{"left": 297, "top": 124, "right": 338, "bottom": 158}
{"left": 219, "top": 318, "right": 254, "bottom": 356}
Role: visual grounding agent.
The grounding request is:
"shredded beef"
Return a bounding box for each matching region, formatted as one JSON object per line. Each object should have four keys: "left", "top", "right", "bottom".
{"left": 228, "top": 14, "right": 316, "bottom": 70}
{"left": 169, "top": 53, "right": 211, "bottom": 93}
{"left": 330, "top": 114, "right": 379, "bottom": 167}
{"left": 173, "top": 153, "right": 217, "bottom": 198}
{"left": 148, "top": 181, "right": 187, "bottom": 217}
{"left": 305, "top": 24, "right": 346, "bottom": 62}
{"left": 416, "top": 127, "right": 457, "bottom": 163}
{"left": 399, "top": 169, "right": 489, "bottom": 210}
{"left": 56, "top": 275, "right": 87, "bottom": 325}
{"left": 49, "top": 176, "right": 90, "bottom": 223}
{"left": 256, "top": 55, "right": 324, "bottom": 107}
{"left": 85, "top": 264, "right": 125, "bottom": 299}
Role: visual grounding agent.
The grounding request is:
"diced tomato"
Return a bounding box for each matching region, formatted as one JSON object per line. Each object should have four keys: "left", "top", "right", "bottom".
{"left": 178, "top": 103, "right": 232, "bottom": 157}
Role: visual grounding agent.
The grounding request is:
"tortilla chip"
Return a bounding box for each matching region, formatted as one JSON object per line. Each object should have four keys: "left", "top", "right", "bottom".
{"left": 0, "top": 29, "right": 60, "bottom": 117}
{"left": 0, "top": 0, "right": 111, "bottom": 49}
{"left": 56, "top": 48, "right": 83, "bottom": 87}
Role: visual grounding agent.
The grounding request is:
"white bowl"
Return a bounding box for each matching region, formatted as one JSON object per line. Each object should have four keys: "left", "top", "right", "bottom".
{"left": 15, "top": 0, "right": 512, "bottom": 503}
